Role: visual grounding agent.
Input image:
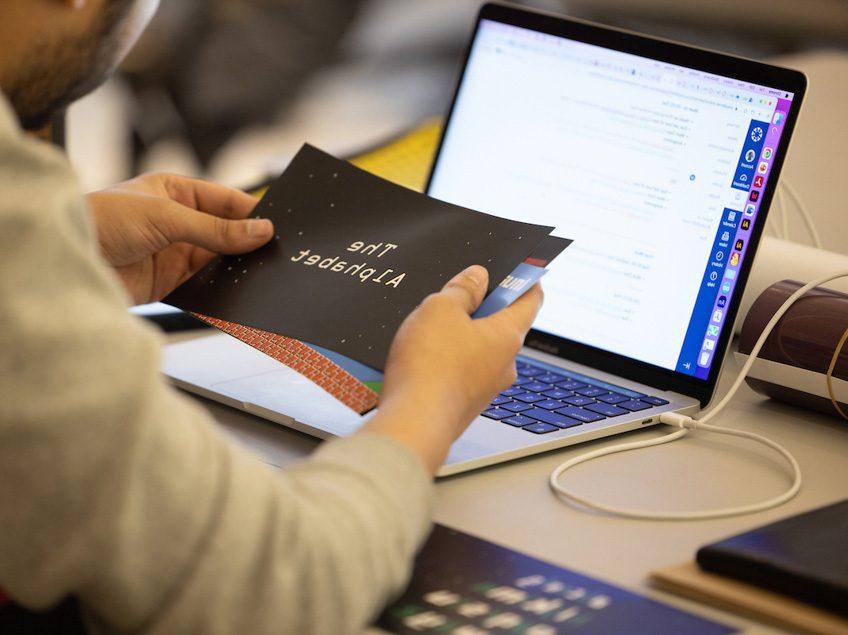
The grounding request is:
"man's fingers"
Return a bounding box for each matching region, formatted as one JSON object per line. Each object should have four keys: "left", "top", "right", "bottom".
{"left": 439, "top": 265, "right": 489, "bottom": 314}
{"left": 161, "top": 174, "right": 259, "bottom": 220}
{"left": 187, "top": 247, "right": 217, "bottom": 275}
{"left": 157, "top": 201, "right": 274, "bottom": 254}
{"left": 486, "top": 283, "right": 544, "bottom": 334}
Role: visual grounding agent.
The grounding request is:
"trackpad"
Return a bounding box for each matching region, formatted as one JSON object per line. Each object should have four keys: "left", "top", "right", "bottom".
{"left": 212, "top": 369, "right": 367, "bottom": 437}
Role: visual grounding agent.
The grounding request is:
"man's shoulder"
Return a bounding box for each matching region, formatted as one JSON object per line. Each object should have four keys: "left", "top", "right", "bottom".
{"left": 0, "top": 91, "right": 29, "bottom": 149}
{"left": 0, "top": 96, "right": 84, "bottom": 241}
{"left": 0, "top": 91, "right": 72, "bottom": 171}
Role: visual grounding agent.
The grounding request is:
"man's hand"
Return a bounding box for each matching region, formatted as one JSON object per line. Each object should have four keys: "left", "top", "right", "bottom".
{"left": 363, "top": 265, "right": 543, "bottom": 474}
{"left": 86, "top": 173, "right": 274, "bottom": 305}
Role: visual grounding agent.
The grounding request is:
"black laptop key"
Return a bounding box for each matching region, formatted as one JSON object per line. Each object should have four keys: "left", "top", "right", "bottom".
{"left": 584, "top": 402, "right": 628, "bottom": 417}
{"left": 514, "top": 392, "right": 545, "bottom": 404}
{"left": 524, "top": 408, "right": 581, "bottom": 428}
{"left": 482, "top": 409, "right": 512, "bottom": 420}
{"left": 523, "top": 381, "right": 553, "bottom": 393}
{"left": 597, "top": 393, "right": 628, "bottom": 405}
{"left": 575, "top": 387, "right": 609, "bottom": 398}
{"left": 555, "top": 406, "right": 605, "bottom": 423}
{"left": 641, "top": 396, "right": 670, "bottom": 406}
{"left": 517, "top": 367, "right": 544, "bottom": 377}
{"left": 503, "top": 415, "right": 536, "bottom": 427}
{"left": 524, "top": 422, "right": 559, "bottom": 434}
{"left": 536, "top": 399, "right": 564, "bottom": 410}
{"left": 489, "top": 395, "right": 512, "bottom": 406}
{"left": 556, "top": 380, "right": 586, "bottom": 391}
{"left": 542, "top": 388, "right": 572, "bottom": 399}
{"left": 563, "top": 395, "right": 595, "bottom": 406}
{"left": 618, "top": 399, "right": 651, "bottom": 412}
{"left": 549, "top": 415, "right": 582, "bottom": 429}
{"left": 501, "top": 401, "right": 533, "bottom": 413}
{"left": 536, "top": 373, "right": 566, "bottom": 384}
{"left": 500, "top": 387, "right": 525, "bottom": 397}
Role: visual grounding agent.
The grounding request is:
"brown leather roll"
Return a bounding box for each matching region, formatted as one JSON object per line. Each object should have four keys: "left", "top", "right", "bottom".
{"left": 739, "top": 280, "right": 848, "bottom": 418}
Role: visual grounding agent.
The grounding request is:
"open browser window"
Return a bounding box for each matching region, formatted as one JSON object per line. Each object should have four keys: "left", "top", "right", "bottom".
{"left": 428, "top": 19, "right": 795, "bottom": 380}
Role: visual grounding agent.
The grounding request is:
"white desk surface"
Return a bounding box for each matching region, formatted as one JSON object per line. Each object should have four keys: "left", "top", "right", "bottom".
{"left": 163, "top": 50, "right": 848, "bottom": 634}
{"left": 169, "top": 328, "right": 848, "bottom": 634}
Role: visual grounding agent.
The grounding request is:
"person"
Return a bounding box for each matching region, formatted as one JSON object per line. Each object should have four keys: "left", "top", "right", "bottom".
{"left": 0, "top": 1, "right": 544, "bottom": 633}
{"left": 123, "top": 0, "right": 367, "bottom": 164}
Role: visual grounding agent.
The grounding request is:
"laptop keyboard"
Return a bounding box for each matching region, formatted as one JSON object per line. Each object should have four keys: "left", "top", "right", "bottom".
{"left": 481, "top": 359, "right": 669, "bottom": 434}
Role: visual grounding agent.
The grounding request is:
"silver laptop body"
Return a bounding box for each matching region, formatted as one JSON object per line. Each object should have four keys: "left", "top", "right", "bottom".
{"left": 162, "top": 4, "right": 804, "bottom": 476}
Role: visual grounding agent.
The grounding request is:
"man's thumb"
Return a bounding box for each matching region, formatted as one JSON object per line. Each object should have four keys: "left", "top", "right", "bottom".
{"left": 440, "top": 265, "right": 489, "bottom": 314}
{"left": 160, "top": 203, "right": 274, "bottom": 253}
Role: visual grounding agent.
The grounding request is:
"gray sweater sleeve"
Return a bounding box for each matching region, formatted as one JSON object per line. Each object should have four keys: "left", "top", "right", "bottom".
{"left": 0, "top": 96, "right": 433, "bottom": 634}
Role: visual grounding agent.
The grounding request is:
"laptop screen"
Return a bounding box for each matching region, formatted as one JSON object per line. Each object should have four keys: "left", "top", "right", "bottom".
{"left": 428, "top": 18, "right": 795, "bottom": 381}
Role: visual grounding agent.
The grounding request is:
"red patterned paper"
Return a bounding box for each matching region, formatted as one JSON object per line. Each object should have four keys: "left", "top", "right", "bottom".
{"left": 193, "top": 314, "right": 379, "bottom": 415}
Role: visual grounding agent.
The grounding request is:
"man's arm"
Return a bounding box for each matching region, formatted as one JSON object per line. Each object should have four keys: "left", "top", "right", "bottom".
{"left": 0, "top": 101, "right": 541, "bottom": 632}
{"left": 0, "top": 118, "right": 431, "bottom": 633}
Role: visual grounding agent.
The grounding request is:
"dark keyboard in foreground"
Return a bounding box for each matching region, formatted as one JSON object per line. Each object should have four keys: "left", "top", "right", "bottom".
{"left": 482, "top": 359, "right": 669, "bottom": 435}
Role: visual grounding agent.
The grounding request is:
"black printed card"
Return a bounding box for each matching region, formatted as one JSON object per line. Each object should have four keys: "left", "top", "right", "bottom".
{"left": 165, "top": 145, "right": 563, "bottom": 369}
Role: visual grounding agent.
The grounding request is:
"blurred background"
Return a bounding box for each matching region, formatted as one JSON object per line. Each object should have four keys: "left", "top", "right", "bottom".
{"left": 67, "top": 0, "right": 848, "bottom": 194}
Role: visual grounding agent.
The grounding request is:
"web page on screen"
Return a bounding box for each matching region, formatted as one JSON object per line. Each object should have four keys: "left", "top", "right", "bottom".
{"left": 429, "top": 20, "right": 793, "bottom": 378}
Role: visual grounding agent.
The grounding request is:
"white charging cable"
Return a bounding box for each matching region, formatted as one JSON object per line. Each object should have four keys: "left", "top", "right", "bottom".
{"left": 550, "top": 269, "right": 848, "bottom": 520}
{"left": 781, "top": 180, "right": 823, "bottom": 248}
{"left": 772, "top": 180, "right": 823, "bottom": 248}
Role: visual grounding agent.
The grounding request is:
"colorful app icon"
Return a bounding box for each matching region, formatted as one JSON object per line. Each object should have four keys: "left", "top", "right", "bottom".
{"left": 703, "top": 339, "right": 716, "bottom": 351}
{"left": 717, "top": 296, "right": 727, "bottom": 308}
{"left": 707, "top": 325, "right": 720, "bottom": 336}
{"left": 735, "top": 239, "right": 745, "bottom": 251}
{"left": 763, "top": 147, "right": 773, "bottom": 160}
{"left": 722, "top": 282, "right": 732, "bottom": 293}
{"left": 758, "top": 161, "right": 769, "bottom": 174}
{"left": 745, "top": 204, "right": 756, "bottom": 216}
{"left": 712, "top": 309, "right": 723, "bottom": 323}
{"left": 773, "top": 111, "right": 785, "bottom": 125}
{"left": 699, "top": 351, "right": 711, "bottom": 367}
{"left": 730, "top": 252, "right": 740, "bottom": 266}
{"left": 741, "top": 218, "right": 751, "bottom": 231}
{"left": 745, "top": 149, "right": 756, "bottom": 163}
{"left": 754, "top": 175, "right": 764, "bottom": 188}
{"left": 725, "top": 268, "right": 737, "bottom": 280}
{"left": 750, "top": 190, "right": 760, "bottom": 202}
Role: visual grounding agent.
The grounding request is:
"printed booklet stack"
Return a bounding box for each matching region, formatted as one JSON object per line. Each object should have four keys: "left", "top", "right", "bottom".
{"left": 165, "top": 145, "right": 570, "bottom": 412}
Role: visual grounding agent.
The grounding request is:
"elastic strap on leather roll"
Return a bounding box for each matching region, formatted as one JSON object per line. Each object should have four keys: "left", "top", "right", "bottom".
{"left": 825, "top": 324, "right": 848, "bottom": 420}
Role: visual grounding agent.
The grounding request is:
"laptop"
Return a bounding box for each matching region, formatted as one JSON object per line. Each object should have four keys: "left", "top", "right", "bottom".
{"left": 162, "top": 2, "right": 806, "bottom": 476}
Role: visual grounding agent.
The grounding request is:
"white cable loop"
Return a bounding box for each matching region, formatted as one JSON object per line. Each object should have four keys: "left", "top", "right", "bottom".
{"left": 550, "top": 268, "right": 848, "bottom": 521}
{"left": 781, "top": 180, "right": 823, "bottom": 248}
{"left": 778, "top": 184, "right": 789, "bottom": 240}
